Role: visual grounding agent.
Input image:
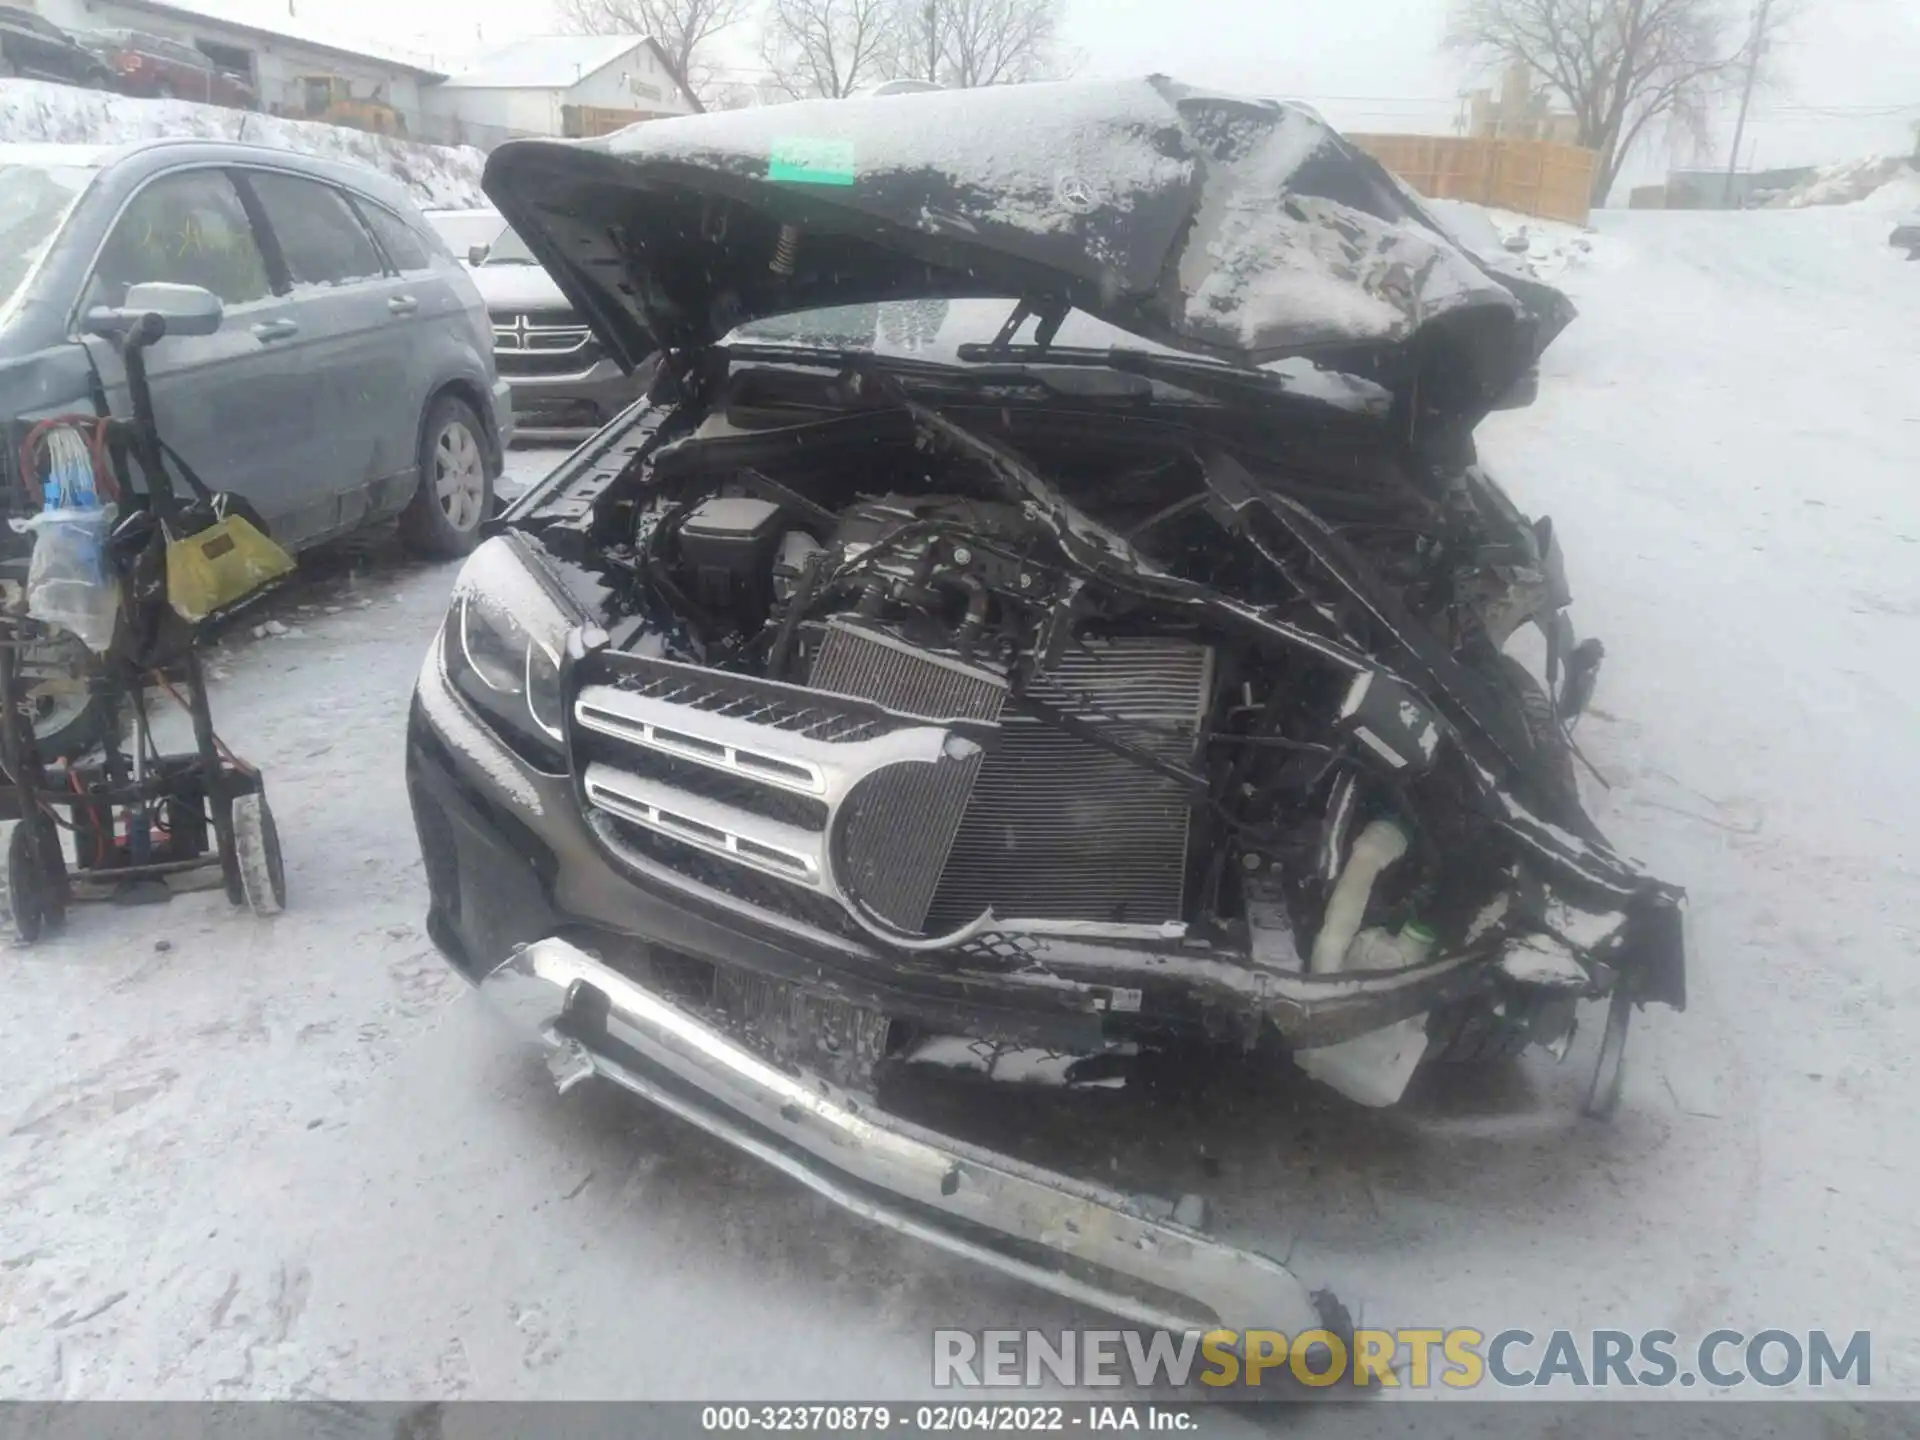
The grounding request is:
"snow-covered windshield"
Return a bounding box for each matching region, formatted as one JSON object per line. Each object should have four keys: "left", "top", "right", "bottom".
{"left": 0, "top": 162, "right": 95, "bottom": 326}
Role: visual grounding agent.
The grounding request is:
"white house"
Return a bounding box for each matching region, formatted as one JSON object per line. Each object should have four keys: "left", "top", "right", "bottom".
{"left": 423, "top": 35, "right": 698, "bottom": 143}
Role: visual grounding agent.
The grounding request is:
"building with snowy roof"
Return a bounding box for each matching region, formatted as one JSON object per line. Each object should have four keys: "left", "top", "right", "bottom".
{"left": 422, "top": 35, "right": 698, "bottom": 144}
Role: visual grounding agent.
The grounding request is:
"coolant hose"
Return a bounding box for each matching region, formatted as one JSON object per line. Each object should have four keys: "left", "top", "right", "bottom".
{"left": 1310, "top": 818, "right": 1409, "bottom": 972}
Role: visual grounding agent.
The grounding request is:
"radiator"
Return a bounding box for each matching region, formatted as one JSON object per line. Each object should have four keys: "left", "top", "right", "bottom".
{"left": 812, "top": 627, "right": 1215, "bottom": 933}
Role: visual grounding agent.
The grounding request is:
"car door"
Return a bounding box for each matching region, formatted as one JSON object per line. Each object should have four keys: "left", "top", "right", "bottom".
{"left": 349, "top": 196, "right": 456, "bottom": 516}
{"left": 235, "top": 167, "right": 414, "bottom": 539}
{"left": 77, "top": 165, "right": 320, "bottom": 537}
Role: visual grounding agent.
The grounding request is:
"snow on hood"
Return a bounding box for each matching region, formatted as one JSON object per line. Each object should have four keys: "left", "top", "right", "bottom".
{"left": 483, "top": 75, "right": 1574, "bottom": 424}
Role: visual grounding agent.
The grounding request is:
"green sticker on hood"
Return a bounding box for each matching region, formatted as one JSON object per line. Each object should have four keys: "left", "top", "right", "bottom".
{"left": 769, "top": 137, "right": 857, "bottom": 186}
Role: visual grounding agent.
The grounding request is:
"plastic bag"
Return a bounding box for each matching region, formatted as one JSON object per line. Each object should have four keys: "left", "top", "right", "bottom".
{"left": 10, "top": 505, "right": 120, "bottom": 654}
{"left": 164, "top": 513, "right": 295, "bottom": 624}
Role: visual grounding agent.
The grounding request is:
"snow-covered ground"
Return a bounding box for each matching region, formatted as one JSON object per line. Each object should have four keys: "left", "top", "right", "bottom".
{"left": 0, "top": 79, "right": 486, "bottom": 208}
{"left": 0, "top": 193, "right": 1915, "bottom": 1410}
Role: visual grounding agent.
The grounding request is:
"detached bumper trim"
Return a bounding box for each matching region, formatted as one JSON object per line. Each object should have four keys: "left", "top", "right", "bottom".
{"left": 484, "top": 937, "right": 1330, "bottom": 1335}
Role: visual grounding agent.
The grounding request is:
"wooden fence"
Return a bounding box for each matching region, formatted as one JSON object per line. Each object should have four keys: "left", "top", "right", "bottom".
{"left": 1346, "top": 134, "right": 1598, "bottom": 225}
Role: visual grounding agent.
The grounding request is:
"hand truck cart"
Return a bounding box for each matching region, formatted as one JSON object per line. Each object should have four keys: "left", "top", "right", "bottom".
{"left": 1, "top": 283, "right": 296, "bottom": 943}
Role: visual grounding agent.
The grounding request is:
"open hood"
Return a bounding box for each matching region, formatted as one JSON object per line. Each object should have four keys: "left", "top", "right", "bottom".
{"left": 482, "top": 75, "right": 1575, "bottom": 424}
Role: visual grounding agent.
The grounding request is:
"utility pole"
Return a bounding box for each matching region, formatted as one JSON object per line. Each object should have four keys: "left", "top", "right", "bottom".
{"left": 1721, "top": 0, "right": 1771, "bottom": 207}
{"left": 924, "top": 0, "right": 939, "bottom": 84}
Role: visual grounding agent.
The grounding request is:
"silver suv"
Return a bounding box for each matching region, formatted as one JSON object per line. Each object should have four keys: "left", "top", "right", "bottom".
{"left": 3, "top": 138, "right": 511, "bottom": 555}
{"left": 2, "top": 137, "right": 513, "bottom": 750}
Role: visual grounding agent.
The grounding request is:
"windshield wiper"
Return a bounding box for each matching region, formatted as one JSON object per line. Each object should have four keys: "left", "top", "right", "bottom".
{"left": 953, "top": 343, "right": 1389, "bottom": 416}
{"left": 721, "top": 342, "right": 1158, "bottom": 402}
{"left": 956, "top": 343, "right": 1279, "bottom": 394}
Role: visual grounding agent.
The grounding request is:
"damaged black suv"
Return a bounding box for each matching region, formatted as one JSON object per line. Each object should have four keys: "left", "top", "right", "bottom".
{"left": 405, "top": 76, "right": 1685, "bottom": 1335}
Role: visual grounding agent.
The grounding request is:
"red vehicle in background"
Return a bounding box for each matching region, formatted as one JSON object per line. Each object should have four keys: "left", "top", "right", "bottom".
{"left": 78, "top": 28, "right": 255, "bottom": 107}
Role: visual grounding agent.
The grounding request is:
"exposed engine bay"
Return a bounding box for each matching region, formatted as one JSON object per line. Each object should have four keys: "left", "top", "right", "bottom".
{"left": 499, "top": 355, "right": 1685, "bottom": 1114}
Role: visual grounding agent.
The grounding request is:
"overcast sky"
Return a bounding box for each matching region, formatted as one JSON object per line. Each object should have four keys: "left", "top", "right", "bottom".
{"left": 266, "top": 0, "right": 1919, "bottom": 194}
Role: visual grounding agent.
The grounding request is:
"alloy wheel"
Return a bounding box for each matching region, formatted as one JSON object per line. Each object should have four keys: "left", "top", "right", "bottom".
{"left": 432, "top": 420, "right": 486, "bottom": 534}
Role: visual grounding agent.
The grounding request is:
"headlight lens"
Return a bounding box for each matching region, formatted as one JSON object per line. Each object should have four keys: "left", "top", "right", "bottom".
{"left": 443, "top": 536, "right": 576, "bottom": 768}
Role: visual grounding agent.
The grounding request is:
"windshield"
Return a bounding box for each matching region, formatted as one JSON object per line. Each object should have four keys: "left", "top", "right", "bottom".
{"left": 0, "top": 162, "right": 95, "bottom": 325}
{"left": 422, "top": 210, "right": 508, "bottom": 260}
{"left": 727, "top": 298, "right": 1183, "bottom": 363}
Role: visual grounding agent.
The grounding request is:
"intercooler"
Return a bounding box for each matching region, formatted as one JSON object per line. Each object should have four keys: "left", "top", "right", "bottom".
{"left": 811, "top": 626, "right": 1214, "bottom": 934}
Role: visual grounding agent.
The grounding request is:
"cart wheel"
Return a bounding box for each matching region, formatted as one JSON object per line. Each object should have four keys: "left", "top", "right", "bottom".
{"left": 2, "top": 821, "right": 52, "bottom": 945}
{"left": 33, "top": 814, "right": 67, "bottom": 932}
{"left": 231, "top": 792, "right": 286, "bottom": 916}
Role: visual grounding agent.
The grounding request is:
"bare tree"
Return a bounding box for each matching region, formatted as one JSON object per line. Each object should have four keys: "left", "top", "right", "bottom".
{"left": 554, "top": 0, "right": 751, "bottom": 110}
{"left": 762, "top": 0, "right": 900, "bottom": 98}
{"left": 883, "top": 0, "right": 1063, "bottom": 88}
{"left": 936, "top": 0, "right": 1062, "bottom": 87}
{"left": 1448, "top": 0, "right": 1790, "bottom": 204}
{"left": 890, "top": 0, "right": 943, "bottom": 83}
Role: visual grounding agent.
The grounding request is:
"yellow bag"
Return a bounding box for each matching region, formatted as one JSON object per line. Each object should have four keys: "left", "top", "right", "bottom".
{"left": 165, "top": 514, "right": 296, "bottom": 623}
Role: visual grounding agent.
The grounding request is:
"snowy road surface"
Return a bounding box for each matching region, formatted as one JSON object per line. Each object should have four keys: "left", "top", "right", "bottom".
{"left": 0, "top": 199, "right": 1915, "bottom": 1407}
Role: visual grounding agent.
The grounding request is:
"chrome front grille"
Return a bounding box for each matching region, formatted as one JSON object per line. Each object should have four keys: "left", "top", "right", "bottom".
{"left": 572, "top": 648, "right": 995, "bottom": 942}
{"left": 807, "top": 624, "right": 1004, "bottom": 933}
{"left": 603, "top": 666, "right": 889, "bottom": 742}
{"left": 490, "top": 308, "right": 599, "bottom": 378}
{"left": 491, "top": 310, "right": 592, "bottom": 354}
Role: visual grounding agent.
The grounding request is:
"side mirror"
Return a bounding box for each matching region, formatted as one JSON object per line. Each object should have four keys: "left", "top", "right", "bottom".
{"left": 83, "top": 282, "right": 225, "bottom": 339}
{"left": 467, "top": 244, "right": 490, "bottom": 267}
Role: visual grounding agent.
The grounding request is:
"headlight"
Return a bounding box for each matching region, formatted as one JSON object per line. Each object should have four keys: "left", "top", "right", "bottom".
{"left": 443, "top": 535, "right": 578, "bottom": 769}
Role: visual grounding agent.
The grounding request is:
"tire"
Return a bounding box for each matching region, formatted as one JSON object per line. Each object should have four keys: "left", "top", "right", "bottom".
{"left": 1497, "top": 653, "right": 1589, "bottom": 834}
{"left": 1423, "top": 659, "right": 1592, "bottom": 1067}
{"left": 1, "top": 818, "right": 59, "bottom": 945}
{"left": 399, "top": 394, "right": 493, "bottom": 560}
{"left": 231, "top": 791, "right": 286, "bottom": 916}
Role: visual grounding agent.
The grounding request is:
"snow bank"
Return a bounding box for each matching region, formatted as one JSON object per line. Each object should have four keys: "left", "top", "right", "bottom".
{"left": 0, "top": 78, "right": 486, "bottom": 208}
{"left": 1766, "top": 153, "right": 1920, "bottom": 212}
